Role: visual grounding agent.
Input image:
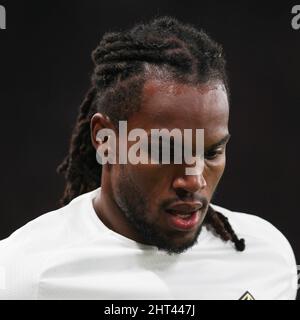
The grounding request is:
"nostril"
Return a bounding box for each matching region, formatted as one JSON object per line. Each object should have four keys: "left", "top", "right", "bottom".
{"left": 174, "top": 188, "right": 190, "bottom": 199}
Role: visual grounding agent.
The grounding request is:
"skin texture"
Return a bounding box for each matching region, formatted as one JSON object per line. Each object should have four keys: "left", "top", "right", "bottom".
{"left": 91, "top": 79, "right": 230, "bottom": 255}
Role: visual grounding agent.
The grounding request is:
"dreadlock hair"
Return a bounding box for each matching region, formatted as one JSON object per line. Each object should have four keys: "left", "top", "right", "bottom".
{"left": 57, "top": 16, "right": 245, "bottom": 252}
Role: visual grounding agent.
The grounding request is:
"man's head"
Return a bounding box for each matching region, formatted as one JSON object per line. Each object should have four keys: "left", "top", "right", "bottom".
{"left": 58, "top": 16, "right": 245, "bottom": 254}
{"left": 91, "top": 80, "right": 229, "bottom": 254}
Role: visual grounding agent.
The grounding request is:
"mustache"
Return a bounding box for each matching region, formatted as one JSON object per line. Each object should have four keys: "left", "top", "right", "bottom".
{"left": 160, "top": 194, "right": 209, "bottom": 210}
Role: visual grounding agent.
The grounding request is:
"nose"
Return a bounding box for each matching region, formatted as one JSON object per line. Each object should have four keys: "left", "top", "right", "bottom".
{"left": 172, "top": 173, "right": 207, "bottom": 194}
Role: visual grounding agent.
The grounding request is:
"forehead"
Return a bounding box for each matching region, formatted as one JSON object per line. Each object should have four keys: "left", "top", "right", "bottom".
{"left": 127, "top": 79, "right": 229, "bottom": 138}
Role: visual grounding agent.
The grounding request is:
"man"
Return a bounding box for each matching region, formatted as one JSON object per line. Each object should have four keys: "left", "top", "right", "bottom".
{"left": 0, "top": 16, "right": 297, "bottom": 300}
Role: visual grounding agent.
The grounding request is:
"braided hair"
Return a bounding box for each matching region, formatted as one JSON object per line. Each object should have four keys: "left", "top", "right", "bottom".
{"left": 57, "top": 16, "right": 245, "bottom": 252}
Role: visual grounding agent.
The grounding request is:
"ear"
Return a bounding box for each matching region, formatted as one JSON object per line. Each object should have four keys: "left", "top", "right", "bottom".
{"left": 90, "top": 113, "right": 115, "bottom": 151}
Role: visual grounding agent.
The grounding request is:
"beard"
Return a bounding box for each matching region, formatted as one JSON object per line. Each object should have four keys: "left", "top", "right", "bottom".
{"left": 114, "top": 167, "right": 203, "bottom": 255}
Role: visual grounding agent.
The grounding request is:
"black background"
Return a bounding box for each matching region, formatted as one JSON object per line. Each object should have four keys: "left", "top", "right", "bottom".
{"left": 0, "top": 0, "right": 299, "bottom": 298}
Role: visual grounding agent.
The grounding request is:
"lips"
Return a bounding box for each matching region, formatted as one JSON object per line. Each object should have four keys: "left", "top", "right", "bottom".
{"left": 165, "top": 202, "right": 203, "bottom": 215}
{"left": 164, "top": 202, "right": 203, "bottom": 231}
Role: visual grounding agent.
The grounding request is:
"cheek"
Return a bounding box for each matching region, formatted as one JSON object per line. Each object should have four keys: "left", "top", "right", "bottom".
{"left": 204, "top": 156, "right": 226, "bottom": 192}
{"left": 121, "top": 163, "right": 172, "bottom": 196}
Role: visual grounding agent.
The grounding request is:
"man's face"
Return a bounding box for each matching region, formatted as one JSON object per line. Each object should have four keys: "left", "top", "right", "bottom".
{"left": 111, "top": 79, "right": 229, "bottom": 255}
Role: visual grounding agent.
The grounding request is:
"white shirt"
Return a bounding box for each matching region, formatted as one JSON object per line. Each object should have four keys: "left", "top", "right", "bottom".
{"left": 0, "top": 188, "right": 298, "bottom": 300}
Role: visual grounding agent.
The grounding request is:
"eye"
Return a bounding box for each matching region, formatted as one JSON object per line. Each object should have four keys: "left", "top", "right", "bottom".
{"left": 204, "top": 148, "right": 224, "bottom": 160}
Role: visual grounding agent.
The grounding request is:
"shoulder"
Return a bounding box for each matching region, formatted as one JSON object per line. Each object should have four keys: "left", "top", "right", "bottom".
{"left": 211, "top": 203, "right": 295, "bottom": 257}
{"left": 0, "top": 189, "right": 97, "bottom": 299}
{"left": 0, "top": 205, "right": 69, "bottom": 299}
{"left": 0, "top": 206, "right": 69, "bottom": 253}
{"left": 0, "top": 189, "right": 97, "bottom": 252}
{"left": 210, "top": 203, "right": 298, "bottom": 299}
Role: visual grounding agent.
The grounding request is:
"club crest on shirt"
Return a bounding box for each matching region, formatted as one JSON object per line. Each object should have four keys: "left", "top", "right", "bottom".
{"left": 239, "top": 291, "right": 255, "bottom": 300}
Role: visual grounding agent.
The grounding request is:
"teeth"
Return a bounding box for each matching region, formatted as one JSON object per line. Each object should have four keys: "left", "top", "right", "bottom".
{"left": 172, "top": 212, "right": 193, "bottom": 218}
{"left": 177, "top": 214, "right": 191, "bottom": 218}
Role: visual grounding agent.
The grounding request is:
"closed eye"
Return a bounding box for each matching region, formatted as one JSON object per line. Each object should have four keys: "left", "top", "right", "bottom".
{"left": 204, "top": 148, "right": 224, "bottom": 160}
{"left": 204, "top": 134, "right": 230, "bottom": 161}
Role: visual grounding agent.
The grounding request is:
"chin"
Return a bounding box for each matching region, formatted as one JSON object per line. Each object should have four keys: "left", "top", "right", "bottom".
{"left": 156, "top": 228, "right": 202, "bottom": 255}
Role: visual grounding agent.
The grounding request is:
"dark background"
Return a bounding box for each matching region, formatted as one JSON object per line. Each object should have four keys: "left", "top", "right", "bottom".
{"left": 0, "top": 0, "right": 299, "bottom": 298}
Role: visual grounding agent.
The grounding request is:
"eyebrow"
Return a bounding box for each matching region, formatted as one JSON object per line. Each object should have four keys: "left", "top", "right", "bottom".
{"left": 206, "top": 133, "right": 231, "bottom": 150}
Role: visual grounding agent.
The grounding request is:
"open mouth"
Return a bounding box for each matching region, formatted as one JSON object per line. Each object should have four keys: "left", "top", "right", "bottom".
{"left": 165, "top": 209, "right": 200, "bottom": 231}
{"left": 166, "top": 209, "right": 195, "bottom": 217}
